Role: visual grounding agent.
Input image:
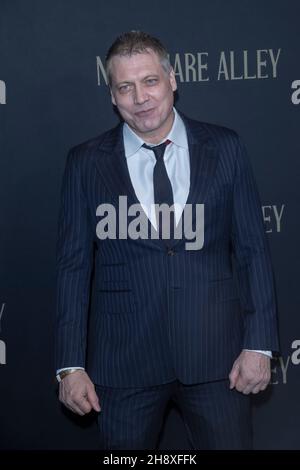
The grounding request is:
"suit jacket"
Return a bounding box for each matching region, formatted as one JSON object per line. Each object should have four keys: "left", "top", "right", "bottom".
{"left": 55, "top": 112, "right": 280, "bottom": 387}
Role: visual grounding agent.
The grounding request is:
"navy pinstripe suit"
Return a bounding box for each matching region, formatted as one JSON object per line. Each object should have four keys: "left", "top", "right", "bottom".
{"left": 55, "top": 113, "right": 279, "bottom": 448}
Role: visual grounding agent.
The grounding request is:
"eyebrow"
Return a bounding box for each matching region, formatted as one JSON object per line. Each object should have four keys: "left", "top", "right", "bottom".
{"left": 143, "top": 74, "right": 159, "bottom": 80}
{"left": 115, "top": 74, "right": 160, "bottom": 86}
{"left": 116, "top": 81, "right": 132, "bottom": 86}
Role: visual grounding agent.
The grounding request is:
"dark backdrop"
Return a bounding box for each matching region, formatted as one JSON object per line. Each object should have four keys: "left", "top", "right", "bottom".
{"left": 1, "top": 0, "right": 299, "bottom": 450}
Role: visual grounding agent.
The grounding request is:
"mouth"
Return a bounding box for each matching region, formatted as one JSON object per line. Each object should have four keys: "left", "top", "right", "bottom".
{"left": 135, "top": 108, "right": 155, "bottom": 118}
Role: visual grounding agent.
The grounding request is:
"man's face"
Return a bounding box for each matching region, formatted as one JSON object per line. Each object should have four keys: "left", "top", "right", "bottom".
{"left": 109, "top": 49, "right": 177, "bottom": 143}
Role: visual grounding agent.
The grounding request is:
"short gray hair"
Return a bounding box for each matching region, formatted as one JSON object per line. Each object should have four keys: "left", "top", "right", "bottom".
{"left": 105, "top": 31, "right": 172, "bottom": 85}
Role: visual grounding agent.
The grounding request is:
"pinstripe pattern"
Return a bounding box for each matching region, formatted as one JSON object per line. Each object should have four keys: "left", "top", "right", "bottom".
{"left": 55, "top": 111, "right": 280, "bottom": 388}
{"left": 94, "top": 379, "right": 252, "bottom": 450}
{"left": 95, "top": 382, "right": 172, "bottom": 450}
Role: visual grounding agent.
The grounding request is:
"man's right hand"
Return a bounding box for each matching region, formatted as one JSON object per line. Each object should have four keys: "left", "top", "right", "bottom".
{"left": 58, "top": 370, "right": 101, "bottom": 415}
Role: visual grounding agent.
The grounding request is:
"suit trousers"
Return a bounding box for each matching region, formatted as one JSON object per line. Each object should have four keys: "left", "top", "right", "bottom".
{"left": 95, "top": 378, "right": 252, "bottom": 450}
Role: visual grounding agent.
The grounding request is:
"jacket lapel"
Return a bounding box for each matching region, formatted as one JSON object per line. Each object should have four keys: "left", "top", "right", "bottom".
{"left": 170, "top": 114, "right": 219, "bottom": 250}
{"left": 93, "top": 123, "right": 161, "bottom": 247}
{"left": 94, "top": 123, "right": 137, "bottom": 205}
{"left": 93, "top": 115, "right": 219, "bottom": 251}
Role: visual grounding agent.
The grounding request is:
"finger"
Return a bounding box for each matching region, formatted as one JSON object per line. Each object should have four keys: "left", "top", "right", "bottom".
{"left": 251, "top": 384, "right": 262, "bottom": 394}
{"left": 73, "top": 395, "right": 93, "bottom": 414}
{"left": 87, "top": 387, "right": 101, "bottom": 412}
{"left": 241, "top": 384, "right": 255, "bottom": 395}
{"left": 254, "top": 379, "right": 269, "bottom": 393}
{"left": 60, "top": 387, "right": 91, "bottom": 415}
{"left": 65, "top": 400, "right": 85, "bottom": 416}
{"left": 229, "top": 365, "right": 240, "bottom": 389}
{"left": 241, "top": 377, "right": 264, "bottom": 394}
{"left": 235, "top": 381, "right": 247, "bottom": 393}
{"left": 249, "top": 373, "right": 270, "bottom": 394}
{"left": 235, "top": 376, "right": 254, "bottom": 394}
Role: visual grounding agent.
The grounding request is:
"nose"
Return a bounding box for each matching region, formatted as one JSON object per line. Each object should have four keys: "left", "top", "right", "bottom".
{"left": 133, "top": 84, "right": 148, "bottom": 105}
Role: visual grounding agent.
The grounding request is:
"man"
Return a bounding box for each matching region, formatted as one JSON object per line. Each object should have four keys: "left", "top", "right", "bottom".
{"left": 55, "top": 31, "right": 280, "bottom": 449}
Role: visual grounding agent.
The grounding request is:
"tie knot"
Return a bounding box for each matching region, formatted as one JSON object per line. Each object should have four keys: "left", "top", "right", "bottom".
{"left": 142, "top": 140, "right": 171, "bottom": 160}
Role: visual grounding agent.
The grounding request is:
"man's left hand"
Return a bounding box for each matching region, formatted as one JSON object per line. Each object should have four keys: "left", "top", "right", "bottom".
{"left": 229, "top": 350, "right": 271, "bottom": 394}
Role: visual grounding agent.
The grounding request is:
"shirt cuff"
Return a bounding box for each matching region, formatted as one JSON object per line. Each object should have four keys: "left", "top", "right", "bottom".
{"left": 244, "top": 349, "right": 272, "bottom": 358}
{"left": 56, "top": 366, "right": 85, "bottom": 375}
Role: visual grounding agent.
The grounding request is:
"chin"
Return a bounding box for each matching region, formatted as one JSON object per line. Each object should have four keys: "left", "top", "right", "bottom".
{"left": 139, "top": 118, "right": 161, "bottom": 132}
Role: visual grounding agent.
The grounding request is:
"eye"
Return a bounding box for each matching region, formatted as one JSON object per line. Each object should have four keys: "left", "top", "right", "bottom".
{"left": 118, "top": 84, "right": 131, "bottom": 94}
{"left": 145, "top": 78, "right": 158, "bottom": 85}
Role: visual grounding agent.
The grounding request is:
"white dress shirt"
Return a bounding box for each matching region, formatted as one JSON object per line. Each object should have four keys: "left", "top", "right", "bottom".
{"left": 123, "top": 107, "right": 190, "bottom": 229}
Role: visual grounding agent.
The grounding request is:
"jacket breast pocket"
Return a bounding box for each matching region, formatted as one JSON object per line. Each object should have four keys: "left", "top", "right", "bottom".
{"left": 96, "top": 281, "right": 136, "bottom": 314}
{"left": 100, "top": 262, "right": 130, "bottom": 283}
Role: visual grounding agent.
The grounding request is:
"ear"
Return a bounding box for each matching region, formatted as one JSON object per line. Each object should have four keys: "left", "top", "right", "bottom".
{"left": 110, "top": 87, "right": 116, "bottom": 106}
{"left": 169, "top": 68, "right": 177, "bottom": 92}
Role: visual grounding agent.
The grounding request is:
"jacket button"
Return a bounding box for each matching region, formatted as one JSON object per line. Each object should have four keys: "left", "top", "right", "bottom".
{"left": 167, "top": 248, "right": 175, "bottom": 256}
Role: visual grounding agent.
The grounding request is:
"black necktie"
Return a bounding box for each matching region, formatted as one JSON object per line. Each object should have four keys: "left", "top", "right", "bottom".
{"left": 142, "top": 141, "right": 174, "bottom": 241}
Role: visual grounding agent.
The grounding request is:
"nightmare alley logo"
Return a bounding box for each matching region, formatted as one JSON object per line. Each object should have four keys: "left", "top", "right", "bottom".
{"left": 262, "top": 204, "right": 285, "bottom": 233}
{"left": 96, "top": 48, "right": 281, "bottom": 85}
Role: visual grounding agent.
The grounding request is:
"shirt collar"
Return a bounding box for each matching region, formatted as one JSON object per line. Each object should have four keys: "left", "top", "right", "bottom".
{"left": 123, "top": 107, "right": 188, "bottom": 159}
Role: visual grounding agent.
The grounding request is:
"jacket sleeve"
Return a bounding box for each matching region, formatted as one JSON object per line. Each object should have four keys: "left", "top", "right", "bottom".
{"left": 55, "top": 148, "right": 94, "bottom": 371}
{"left": 230, "top": 135, "right": 280, "bottom": 355}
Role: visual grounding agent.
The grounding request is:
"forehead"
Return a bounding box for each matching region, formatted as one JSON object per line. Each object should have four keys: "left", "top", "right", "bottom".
{"left": 110, "top": 49, "right": 165, "bottom": 84}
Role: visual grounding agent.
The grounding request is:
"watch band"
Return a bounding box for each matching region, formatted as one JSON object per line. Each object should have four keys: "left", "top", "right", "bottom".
{"left": 56, "top": 368, "right": 82, "bottom": 383}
